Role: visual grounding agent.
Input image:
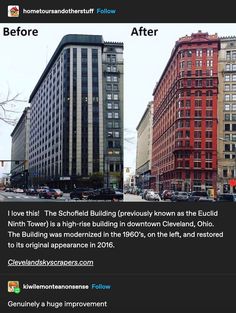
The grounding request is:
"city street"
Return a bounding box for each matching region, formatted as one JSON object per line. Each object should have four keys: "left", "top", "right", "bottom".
{"left": 124, "top": 194, "right": 147, "bottom": 202}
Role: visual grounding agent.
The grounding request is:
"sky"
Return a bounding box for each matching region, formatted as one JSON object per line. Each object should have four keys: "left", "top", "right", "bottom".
{"left": 1, "top": 23, "right": 236, "bottom": 178}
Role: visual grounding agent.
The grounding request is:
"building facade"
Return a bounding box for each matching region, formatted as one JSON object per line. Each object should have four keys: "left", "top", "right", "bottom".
{"left": 103, "top": 42, "right": 124, "bottom": 189}
{"left": 28, "top": 35, "right": 123, "bottom": 190}
{"left": 136, "top": 101, "right": 153, "bottom": 189}
{"left": 218, "top": 37, "right": 236, "bottom": 193}
{"left": 10, "top": 107, "right": 30, "bottom": 188}
{"left": 151, "top": 31, "right": 219, "bottom": 193}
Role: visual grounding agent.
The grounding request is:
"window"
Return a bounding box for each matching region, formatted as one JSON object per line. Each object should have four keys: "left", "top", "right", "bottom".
{"left": 113, "top": 94, "right": 119, "bottom": 100}
{"left": 206, "top": 141, "right": 212, "bottom": 148}
{"left": 232, "top": 104, "right": 236, "bottom": 111}
{"left": 225, "top": 64, "right": 231, "bottom": 71}
{"left": 225, "top": 124, "right": 230, "bottom": 131}
{"left": 195, "top": 70, "right": 202, "bottom": 76}
{"left": 206, "top": 69, "right": 213, "bottom": 77}
{"left": 195, "top": 110, "right": 202, "bottom": 117}
{"left": 232, "top": 84, "right": 236, "bottom": 91}
{"left": 186, "top": 100, "right": 191, "bottom": 107}
{"left": 232, "top": 51, "right": 236, "bottom": 60}
{"left": 225, "top": 94, "right": 230, "bottom": 101}
{"left": 196, "top": 60, "right": 202, "bottom": 67}
{"left": 194, "top": 131, "right": 201, "bottom": 138}
{"left": 207, "top": 49, "right": 213, "bottom": 57}
{"left": 223, "top": 169, "right": 228, "bottom": 177}
{"left": 107, "top": 112, "right": 112, "bottom": 119}
{"left": 205, "top": 162, "right": 212, "bottom": 168}
{"left": 180, "top": 61, "right": 184, "bottom": 69}
{"left": 187, "top": 61, "right": 192, "bottom": 68}
{"left": 232, "top": 124, "right": 236, "bottom": 131}
{"left": 195, "top": 90, "right": 202, "bottom": 97}
{"left": 225, "top": 144, "right": 230, "bottom": 151}
{"left": 107, "top": 103, "right": 112, "bottom": 109}
{"left": 108, "top": 131, "right": 113, "bottom": 138}
{"left": 232, "top": 114, "right": 236, "bottom": 120}
{"left": 232, "top": 64, "right": 236, "bottom": 71}
{"left": 194, "top": 141, "right": 201, "bottom": 148}
{"left": 206, "top": 99, "right": 213, "bottom": 107}
{"left": 195, "top": 79, "right": 202, "bottom": 87}
{"left": 233, "top": 74, "right": 236, "bottom": 81}
{"left": 206, "top": 152, "right": 212, "bottom": 160}
{"left": 106, "top": 76, "right": 111, "bottom": 82}
{"left": 206, "top": 120, "right": 213, "bottom": 128}
{"left": 224, "top": 104, "right": 230, "bottom": 111}
{"left": 225, "top": 75, "right": 230, "bottom": 82}
{"left": 113, "top": 84, "right": 118, "bottom": 91}
{"left": 194, "top": 162, "right": 201, "bottom": 168}
{"left": 107, "top": 94, "right": 112, "bottom": 100}
{"left": 232, "top": 134, "right": 236, "bottom": 141}
{"left": 194, "top": 152, "right": 201, "bottom": 159}
{"left": 206, "top": 90, "right": 213, "bottom": 97}
{"left": 206, "top": 79, "right": 213, "bottom": 87}
{"left": 113, "top": 103, "right": 119, "bottom": 109}
{"left": 195, "top": 99, "right": 202, "bottom": 107}
{"left": 206, "top": 110, "right": 213, "bottom": 117}
{"left": 206, "top": 60, "right": 213, "bottom": 67}
{"left": 232, "top": 94, "right": 236, "bottom": 101}
{"left": 206, "top": 131, "right": 212, "bottom": 138}
{"left": 225, "top": 84, "right": 230, "bottom": 91}
{"left": 187, "top": 70, "right": 192, "bottom": 76}
{"left": 194, "top": 120, "right": 201, "bottom": 127}
{"left": 114, "top": 131, "right": 120, "bottom": 138}
{"left": 225, "top": 134, "right": 230, "bottom": 141}
{"left": 187, "top": 79, "right": 191, "bottom": 87}
{"left": 196, "top": 49, "right": 202, "bottom": 57}
{"left": 114, "top": 112, "right": 119, "bottom": 119}
{"left": 106, "top": 84, "right": 112, "bottom": 90}
{"left": 225, "top": 154, "right": 230, "bottom": 159}
{"left": 226, "top": 51, "right": 231, "bottom": 60}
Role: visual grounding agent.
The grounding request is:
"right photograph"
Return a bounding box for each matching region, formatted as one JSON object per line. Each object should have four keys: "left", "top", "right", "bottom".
{"left": 125, "top": 29, "right": 236, "bottom": 202}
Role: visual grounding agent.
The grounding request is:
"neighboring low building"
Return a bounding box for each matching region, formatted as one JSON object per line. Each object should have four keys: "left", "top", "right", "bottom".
{"left": 136, "top": 101, "right": 153, "bottom": 189}
{"left": 10, "top": 107, "right": 30, "bottom": 188}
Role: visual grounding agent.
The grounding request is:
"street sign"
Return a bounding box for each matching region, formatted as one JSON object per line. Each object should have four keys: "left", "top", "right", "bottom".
{"left": 60, "top": 177, "right": 71, "bottom": 181}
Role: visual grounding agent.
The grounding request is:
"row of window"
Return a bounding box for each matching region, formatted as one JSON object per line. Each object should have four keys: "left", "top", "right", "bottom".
{"left": 226, "top": 50, "right": 236, "bottom": 60}
{"left": 225, "top": 64, "right": 236, "bottom": 71}
{"left": 224, "top": 134, "right": 236, "bottom": 141}
{"left": 224, "top": 84, "right": 236, "bottom": 91}
{"left": 224, "top": 104, "right": 236, "bottom": 111}
{"left": 179, "top": 60, "right": 213, "bottom": 69}
{"left": 107, "top": 93, "right": 119, "bottom": 100}
{"left": 176, "top": 141, "right": 213, "bottom": 148}
{"left": 106, "top": 84, "right": 119, "bottom": 91}
{"left": 107, "top": 102, "right": 119, "bottom": 110}
{"left": 106, "top": 76, "right": 118, "bottom": 82}
{"left": 176, "top": 120, "right": 213, "bottom": 128}
{"left": 224, "top": 113, "right": 236, "bottom": 121}
{"left": 177, "top": 110, "right": 214, "bottom": 118}
{"left": 176, "top": 161, "right": 213, "bottom": 168}
{"left": 224, "top": 74, "right": 236, "bottom": 81}
{"left": 180, "top": 49, "right": 213, "bottom": 58}
{"left": 180, "top": 70, "right": 213, "bottom": 77}
{"left": 224, "top": 124, "right": 236, "bottom": 131}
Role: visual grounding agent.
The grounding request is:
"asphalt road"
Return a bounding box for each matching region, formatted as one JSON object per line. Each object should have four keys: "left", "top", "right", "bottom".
{"left": 0, "top": 191, "right": 71, "bottom": 202}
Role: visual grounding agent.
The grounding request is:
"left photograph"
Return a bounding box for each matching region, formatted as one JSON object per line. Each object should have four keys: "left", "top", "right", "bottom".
{"left": 0, "top": 25, "right": 123, "bottom": 201}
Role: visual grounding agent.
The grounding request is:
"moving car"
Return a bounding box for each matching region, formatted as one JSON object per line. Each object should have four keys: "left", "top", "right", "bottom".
{"left": 171, "top": 191, "right": 189, "bottom": 202}
{"left": 25, "top": 188, "right": 38, "bottom": 196}
{"left": 38, "top": 188, "right": 54, "bottom": 199}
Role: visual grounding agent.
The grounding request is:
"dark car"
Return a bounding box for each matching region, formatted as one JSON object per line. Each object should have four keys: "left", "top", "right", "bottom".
{"left": 50, "top": 188, "right": 63, "bottom": 199}
{"left": 217, "top": 193, "right": 236, "bottom": 202}
{"left": 70, "top": 188, "right": 94, "bottom": 200}
{"left": 25, "top": 188, "right": 38, "bottom": 196}
{"left": 87, "top": 188, "right": 123, "bottom": 201}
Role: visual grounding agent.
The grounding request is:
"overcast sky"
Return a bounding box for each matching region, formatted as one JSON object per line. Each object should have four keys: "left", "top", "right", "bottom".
{"left": 1, "top": 23, "right": 236, "bottom": 177}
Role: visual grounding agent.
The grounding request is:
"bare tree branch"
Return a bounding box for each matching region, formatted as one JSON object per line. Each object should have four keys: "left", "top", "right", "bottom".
{"left": 0, "top": 90, "right": 27, "bottom": 126}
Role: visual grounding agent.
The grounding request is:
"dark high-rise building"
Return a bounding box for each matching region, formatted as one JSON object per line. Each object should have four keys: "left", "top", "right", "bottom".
{"left": 28, "top": 35, "right": 123, "bottom": 189}
{"left": 151, "top": 31, "right": 219, "bottom": 193}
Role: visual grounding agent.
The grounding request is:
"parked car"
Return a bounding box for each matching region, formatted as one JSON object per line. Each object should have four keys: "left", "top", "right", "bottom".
{"left": 87, "top": 188, "right": 123, "bottom": 201}
{"left": 162, "top": 190, "right": 174, "bottom": 200}
{"left": 5, "top": 188, "right": 14, "bottom": 192}
{"left": 25, "top": 188, "right": 38, "bottom": 196}
{"left": 70, "top": 188, "right": 94, "bottom": 200}
{"left": 142, "top": 189, "right": 154, "bottom": 200}
{"left": 171, "top": 191, "right": 189, "bottom": 202}
{"left": 217, "top": 193, "right": 236, "bottom": 202}
{"left": 146, "top": 191, "right": 161, "bottom": 201}
{"left": 50, "top": 188, "right": 63, "bottom": 199}
{"left": 188, "top": 191, "right": 211, "bottom": 202}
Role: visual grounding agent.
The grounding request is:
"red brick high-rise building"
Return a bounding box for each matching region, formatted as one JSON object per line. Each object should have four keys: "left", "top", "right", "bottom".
{"left": 151, "top": 31, "right": 220, "bottom": 193}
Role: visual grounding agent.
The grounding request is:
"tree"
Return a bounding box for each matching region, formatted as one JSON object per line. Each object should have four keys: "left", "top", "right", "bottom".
{"left": 0, "top": 90, "right": 26, "bottom": 126}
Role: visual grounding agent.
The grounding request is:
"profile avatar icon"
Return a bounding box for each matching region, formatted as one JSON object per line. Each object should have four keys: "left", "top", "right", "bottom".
{"left": 8, "top": 6, "right": 20, "bottom": 17}
{"left": 8, "top": 281, "right": 20, "bottom": 293}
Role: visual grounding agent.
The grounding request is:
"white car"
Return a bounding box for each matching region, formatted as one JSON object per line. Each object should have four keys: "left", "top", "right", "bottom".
{"left": 146, "top": 191, "right": 161, "bottom": 201}
{"left": 14, "top": 188, "right": 24, "bottom": 193}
